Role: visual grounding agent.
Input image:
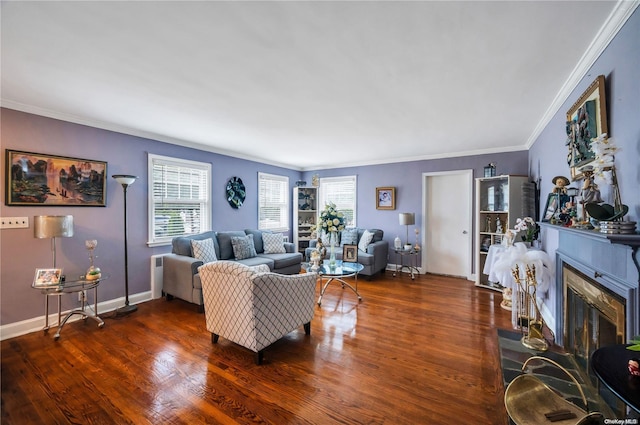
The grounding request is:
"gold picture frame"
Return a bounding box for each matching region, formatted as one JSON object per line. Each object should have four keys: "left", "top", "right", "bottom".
{"left": 376, "top": 187, "right": 395, "bottom": 210}
{"left": 565, "top": 75, "right": 608, "bottom": 181}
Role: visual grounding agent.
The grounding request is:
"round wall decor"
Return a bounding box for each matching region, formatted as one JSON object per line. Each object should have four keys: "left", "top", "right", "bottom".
{"left": 226, "top": 177, "right": 246, "bottom": 209}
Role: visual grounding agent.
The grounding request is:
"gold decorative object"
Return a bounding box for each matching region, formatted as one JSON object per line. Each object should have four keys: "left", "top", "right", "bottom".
{"left": 504, "top": 356, "right": 603, "bottom": 425}
{"left": 512, "top": 264, "right": 548, "bottom": 351}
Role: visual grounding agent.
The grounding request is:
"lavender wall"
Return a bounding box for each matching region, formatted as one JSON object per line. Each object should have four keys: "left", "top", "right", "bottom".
{"left": 0, "top": 109, "right": 301, "bottom": 326}
{"left": 303, "top": 152, "right": 529, "bottom": 256}
{"left": 529, "top": 8, "right": 640, "bottom": 326}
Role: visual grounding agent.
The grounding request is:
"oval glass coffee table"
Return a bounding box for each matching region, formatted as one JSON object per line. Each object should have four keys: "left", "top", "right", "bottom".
{"left": 304, "top": 261, "right": 363, "bottom": 306}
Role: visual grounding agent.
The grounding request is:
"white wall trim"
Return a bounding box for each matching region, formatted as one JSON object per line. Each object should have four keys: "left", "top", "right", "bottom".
{"left": 0, "top": 291, "right": 152, "bottom": 341}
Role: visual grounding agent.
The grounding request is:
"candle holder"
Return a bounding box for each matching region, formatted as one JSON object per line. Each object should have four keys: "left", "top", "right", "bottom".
{"left": 85, "top": 239, "right": 101, "bottom": 280}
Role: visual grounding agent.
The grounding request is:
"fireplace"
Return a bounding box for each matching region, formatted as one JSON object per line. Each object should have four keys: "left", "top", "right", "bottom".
{"left": 550, "top": 225, "right": 640, "bottom": 416}
{"left": 563, "top": 264, "right": 625, "bottom": 384}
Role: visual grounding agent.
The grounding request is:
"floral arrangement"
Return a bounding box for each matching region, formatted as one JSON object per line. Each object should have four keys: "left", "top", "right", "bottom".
{"left": 590, "top": 133, "right": 618, "bottom": 183}
{"left": 317, "top": 202, "right": 345, "bottom": 235}
{"left": 513, "top": 217, "right": 539, "bottom": 243}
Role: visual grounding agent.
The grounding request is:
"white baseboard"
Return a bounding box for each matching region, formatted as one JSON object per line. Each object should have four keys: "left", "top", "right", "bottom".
{"left": 0, "top": 291, "right": 152, "bottom": 341}
{"left": 385, "top": 263, "right": 423, "bottom": 275}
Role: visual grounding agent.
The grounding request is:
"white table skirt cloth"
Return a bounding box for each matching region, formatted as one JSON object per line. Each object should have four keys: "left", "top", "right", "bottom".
{"left": 483, "top": 242, "right": 554, "bottom": 328}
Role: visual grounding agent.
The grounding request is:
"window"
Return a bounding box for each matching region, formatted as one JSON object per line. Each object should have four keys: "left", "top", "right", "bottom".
{"left": 258, "top": 172, "right": 289, "bottom": 232}
{"left": 148, "top": 154, "right": 211, "bottom": 246}
{"left": 319, "top": 176, "right": 357, "bottom": 226}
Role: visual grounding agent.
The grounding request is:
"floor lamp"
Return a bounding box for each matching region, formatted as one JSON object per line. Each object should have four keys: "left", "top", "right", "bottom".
{"left": 399, "top": 212, "right": 415, "bottom": 248}
{"left": 113, "top": 174, "right": 138, "bottom": 315}
{"left": 34, "top": 215, "right": 74, "bottom": 330}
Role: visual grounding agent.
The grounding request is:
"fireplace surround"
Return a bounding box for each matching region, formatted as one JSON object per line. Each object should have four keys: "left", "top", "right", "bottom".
{"left": 544, "top": 224, "right": 639, "bottom": 415}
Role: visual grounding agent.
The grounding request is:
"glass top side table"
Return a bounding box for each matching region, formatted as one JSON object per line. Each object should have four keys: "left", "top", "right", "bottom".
{"left": 32, "top": 274, "right": 109, "bottom": 339}
{"left": 393, "top": 248, "right": 420, "bottom": 280}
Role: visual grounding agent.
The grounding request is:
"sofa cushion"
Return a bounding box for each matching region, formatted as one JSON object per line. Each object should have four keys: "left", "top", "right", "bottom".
{"left": 358, "top": 229, "right": 374, "bottom": 252}
{"left": 191, "top": 238, "right": 217, "bottom": 263}
{"left": 244, "top": 229, "right": 265, "bottom": 254}
{"left": 262, "top": 232, "right": 286, "bottom": 254}
{"left": 172, "top": 231, "right": 217, "bottom": 256}
{"left": 258, "top": 252, "right": 303, "bottom": 270}
{"left": 216, "top": 231, "right": 248, "bottom": 260}
{"left": 236, "top": 256, "right": 274, "bottom": 269}
{"left": 340, "top": 227, "right": 358, "bottom": 246}
{"left": 231, "top": 235, "right": 257, "bottom": 260}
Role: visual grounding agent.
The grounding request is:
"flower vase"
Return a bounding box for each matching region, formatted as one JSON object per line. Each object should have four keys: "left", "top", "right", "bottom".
{"left": 329, "top": 232, "right": 337, "bottom": 267}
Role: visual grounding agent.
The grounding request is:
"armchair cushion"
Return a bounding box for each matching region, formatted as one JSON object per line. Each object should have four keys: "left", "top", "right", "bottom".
{"left": 340, "top": 227, "right": 359, "bottom": 246}
{"left": 358, "top": 229, "right": 374, "bottom": 252}
{"left": 231, "top": 235, "right": 257, "bottom": 260}
{"left": 191, "top": 238, "right": 217, "bottom": 264}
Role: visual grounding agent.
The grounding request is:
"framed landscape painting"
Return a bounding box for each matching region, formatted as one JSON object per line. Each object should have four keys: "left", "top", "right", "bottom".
{"left": 5, "top": 150, "right": 107, "bottom": 206}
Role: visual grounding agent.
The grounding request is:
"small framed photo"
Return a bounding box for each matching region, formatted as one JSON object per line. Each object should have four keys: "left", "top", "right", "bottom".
{"left": 542, "top": 193, "right": 570, "bottom": 222}
{"left": 342, "top": 244, "right": 358, "bottom": 262}
{"left": 376, "top": 187, "right": 395, "bottom": 210}
{"left": 34, "top": 268, "right": 62, "bottom": 286}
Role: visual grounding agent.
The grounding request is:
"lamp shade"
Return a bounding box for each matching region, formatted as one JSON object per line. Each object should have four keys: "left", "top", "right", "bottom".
{"left": 112, "top": 174, "right": 138, "bottom": 186}
{"left": 34, "top": 215, "right": 74, "bottom": 238}
{"left": 399, "top": 213, "right": 415, "bottom": 226}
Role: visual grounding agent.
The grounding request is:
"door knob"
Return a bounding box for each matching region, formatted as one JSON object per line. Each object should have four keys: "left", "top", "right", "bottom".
{"left": 462, "top": 230, "right": 468, "bottom": 234}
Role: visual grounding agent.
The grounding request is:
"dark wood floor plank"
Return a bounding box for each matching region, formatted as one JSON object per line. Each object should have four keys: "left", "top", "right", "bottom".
{"left": 2, "top": 273, "right": 514, "bottom": 424}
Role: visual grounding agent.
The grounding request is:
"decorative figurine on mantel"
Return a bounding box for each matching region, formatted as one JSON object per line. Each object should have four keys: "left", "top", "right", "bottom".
{"left": 552, "top": 176, "right": 570, "bottom": 194}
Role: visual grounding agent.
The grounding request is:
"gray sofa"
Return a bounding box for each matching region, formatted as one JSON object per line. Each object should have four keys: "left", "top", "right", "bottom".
{"left": 163, "top": 229, "right": 302, "bottom": 309}
{"left": 305, "top": 228, "right": 388, "bottom": 278}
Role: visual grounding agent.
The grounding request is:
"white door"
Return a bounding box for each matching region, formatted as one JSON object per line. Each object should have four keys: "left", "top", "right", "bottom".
{"left": 422, "top": 170, "right": 472, "bottom": 279}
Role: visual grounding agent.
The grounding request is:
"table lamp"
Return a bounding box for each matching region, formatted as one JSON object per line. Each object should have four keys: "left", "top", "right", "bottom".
{"left": 399, "top": 213, "right": 415, "bottom": 249}
{"left": 34, "top": 215, "right": 74, "bottom": 268}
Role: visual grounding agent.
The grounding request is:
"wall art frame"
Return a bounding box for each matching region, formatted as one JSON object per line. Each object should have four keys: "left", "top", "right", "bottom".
{"left": 5, "top": 150, "right": 107, "bottom": 206}
{"left": 376, "top": 186, "right": 395, "bottom": 210}
{"left": 565, "top": 75, "right": 608, "bottom": 181}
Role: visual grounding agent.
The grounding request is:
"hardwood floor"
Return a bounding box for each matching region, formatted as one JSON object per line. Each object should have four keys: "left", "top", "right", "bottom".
{"left": 2, "top": 272, "right": 513, "bottom": 424}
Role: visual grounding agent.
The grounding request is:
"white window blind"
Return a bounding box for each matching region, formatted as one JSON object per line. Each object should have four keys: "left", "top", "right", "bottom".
{"left": 319, "top": 176, "right": 357, "bottom": 227}
{"left": 258, "top": 172, "right": 289, "bottom": 232}
{"left": 148, "top": 154, "right": 211, "bottom": 245}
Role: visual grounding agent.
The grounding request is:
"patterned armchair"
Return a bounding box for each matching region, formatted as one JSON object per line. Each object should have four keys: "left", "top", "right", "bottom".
{"left": 199, "top": 261, "right": 317, "bottom": 364}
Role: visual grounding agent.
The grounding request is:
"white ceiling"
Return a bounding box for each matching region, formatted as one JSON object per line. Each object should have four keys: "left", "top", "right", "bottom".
{"left": 1, "top": 1, "right": 637, "bottom": 171}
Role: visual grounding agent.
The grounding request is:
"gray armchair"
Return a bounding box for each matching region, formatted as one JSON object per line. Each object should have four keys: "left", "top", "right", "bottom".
{"left": 199, "top": 261, "right": 317, "bottom": 365}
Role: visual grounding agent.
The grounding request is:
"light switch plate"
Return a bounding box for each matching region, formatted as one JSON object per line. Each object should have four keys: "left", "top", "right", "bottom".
{"left": 0, "top": 217, "right": 29, "bottom": 229}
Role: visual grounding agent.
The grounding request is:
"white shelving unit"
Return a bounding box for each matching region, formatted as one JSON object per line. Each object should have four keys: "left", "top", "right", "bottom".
{"left": 475, "top": 175, "right": 530, "bottom": 291}
{"left": 293, "top": 187, "right": 318, "bottom": 254}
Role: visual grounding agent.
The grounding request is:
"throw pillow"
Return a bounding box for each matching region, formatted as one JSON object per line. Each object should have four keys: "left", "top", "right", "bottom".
{"left": 340, "top": 227, "right": 359, "bottom": 246}
{"left": 191, "top": 238, "right": 217, "bottom": 263}
{"left": 262, "top": 232, "right": 286, "bottom": 254}
{"left": 358, "top": 229, "right": 374, "bottom": 252}
{"left": 231, "top": 235, "right": 257, "bottom": 260}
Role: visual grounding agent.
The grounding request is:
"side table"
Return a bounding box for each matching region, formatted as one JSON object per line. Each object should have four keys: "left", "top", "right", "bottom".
{"left": 393, "top": 248, "right": 420, "bottom": 280}
{"left": 591, "top": 344, "right": 640, "bottom": 414}
{"left": 32, "top": 274, "right": 109, "bottom": 340}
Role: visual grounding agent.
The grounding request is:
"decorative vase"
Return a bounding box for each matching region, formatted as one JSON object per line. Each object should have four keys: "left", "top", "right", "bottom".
{"left": 329, "top": 232, "right": 337, "bottom": 267}
{"left": 394, "top": 236, "right": 402, "bottom": 250}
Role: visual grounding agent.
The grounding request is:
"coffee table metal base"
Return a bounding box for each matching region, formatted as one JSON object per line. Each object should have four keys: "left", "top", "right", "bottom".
{"left": 317, "top": 276, "right": 362, "bottom": 306}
